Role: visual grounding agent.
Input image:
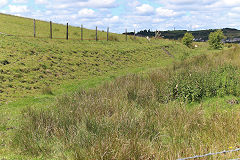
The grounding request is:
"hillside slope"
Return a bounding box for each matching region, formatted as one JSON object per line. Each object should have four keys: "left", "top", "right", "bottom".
{"left": 0, "top": 14, "right": 215, "bottom": 104}
{"left": 0, "top": 35, "right": 172, "bottom": 103}
{"left": 0, "top": 13, "right": 226, "bottom": 160}
{"left": 0, "top": 13, "right": 128, "bottom": 41}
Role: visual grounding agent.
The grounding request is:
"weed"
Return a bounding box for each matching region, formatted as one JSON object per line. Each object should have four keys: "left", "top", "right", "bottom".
{"left": 2, "top": 12, "right": 240, "bottom": 160}
{"left": 14, "top": 46, "right": 240, "bottom": 159}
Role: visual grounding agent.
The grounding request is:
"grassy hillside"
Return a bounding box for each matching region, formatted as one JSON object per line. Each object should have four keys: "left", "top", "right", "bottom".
{"left": 0, "top": 34, "right": 199, "bottom": 104}
{"left": 10, "top": 45, "right": 240, "bottom": 160}
{"left": 0, "top": 14, "right": 215, "bottom": 104}
{"left": 0, "top": 13, "right": 238, "bottom": 160}
{"left": 0, "top": 13, "right": 130, "bottom": 41}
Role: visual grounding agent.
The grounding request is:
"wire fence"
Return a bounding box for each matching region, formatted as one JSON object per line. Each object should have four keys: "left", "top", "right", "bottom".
{"left": 0, "top": 19, "right": 138, "bottom": 42}
{"left": 177, "top": 148, "right": 240, "bottom": 160}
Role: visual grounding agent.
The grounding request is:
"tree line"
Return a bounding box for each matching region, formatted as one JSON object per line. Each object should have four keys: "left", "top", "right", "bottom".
{"left": 125, "top": 28, "right": 240, "bottom": 42}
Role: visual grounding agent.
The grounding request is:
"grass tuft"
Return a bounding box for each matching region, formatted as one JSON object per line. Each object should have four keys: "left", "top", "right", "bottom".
{"left": 42, "top": 86, "right": 54, "bottom": 95}
{"left": 12, "top": 46, "right": 240, "bottom": 159}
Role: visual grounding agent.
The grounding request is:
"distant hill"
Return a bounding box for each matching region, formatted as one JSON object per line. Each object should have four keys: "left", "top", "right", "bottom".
{"left": 128, "top": 28, "right": 240, "bottom": 43}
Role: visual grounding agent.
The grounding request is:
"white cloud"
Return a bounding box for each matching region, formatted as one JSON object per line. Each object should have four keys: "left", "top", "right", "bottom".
{"left": 36, "top": 0, "right": 118, "bottom": 9}
{"left": 156, "top": 7, "right": 178, "bottom": 17}
{"left": 128, "top": 0, "right": 140, "bottom": 8}
{"left": 219, "top": 0, "right": 240, "bottom": 7}
{"left": 78, "top": 8, "right": 95, "bottom": 18}
{"left": 0, "top": 0, "right": 8, "bottom": 7}
{"left": 136, "top": 4, "right": 155, "bottom": 15}
{"left": 152, "top": 18, "right": 164, "bottom": 23}
{"left": 35, "top": 0, "right": 48, "bottom": 4}
{"left": 106, "top": 16, "right": 119, "bottom": 22}
{"left": 76, "top": 0, "right": 117, "bottom": 8}
{"left": 12, "top": 0, "right": 28, "bottom": 3}
{"left": 8, "top": 5, "right": 29, "bottom": 13}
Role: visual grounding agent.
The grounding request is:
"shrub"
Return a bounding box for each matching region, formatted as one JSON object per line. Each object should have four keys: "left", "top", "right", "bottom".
{"left": 208, "top": 30, "right": 226, "bottom": 49}
{"left": 182, "top": 32, "right": 194, "bottom": 47}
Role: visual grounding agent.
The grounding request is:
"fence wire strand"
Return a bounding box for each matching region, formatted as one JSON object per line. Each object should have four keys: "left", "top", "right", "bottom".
{"left": 177, "top": 148, "right": 240, "bottom": 160}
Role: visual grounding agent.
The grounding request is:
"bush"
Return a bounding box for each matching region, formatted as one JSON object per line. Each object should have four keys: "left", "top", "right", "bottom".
{"left": 182, "top": 32, "right": 194, "bottom": 47}
{"left": 208, "top": 30, "right": 225, "bottom": 49}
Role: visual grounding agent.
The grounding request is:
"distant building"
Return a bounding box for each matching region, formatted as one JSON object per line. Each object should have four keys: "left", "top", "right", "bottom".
{"left": 224, "top": 38, "right": 240, "bottom": 43}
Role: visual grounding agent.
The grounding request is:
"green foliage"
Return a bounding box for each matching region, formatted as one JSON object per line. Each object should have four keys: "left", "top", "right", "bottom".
{"left": 168, "top": 65, "right": 240, "bottom": 102}
{"left": 182, "top": 32, "right": 194, "bottom": 47}
{"left": 208, "top": 30, "right": 226, "bottom": 49}
{"left": 13, "top": 46, "right": 240, "bottom": 159}
{"left": 138, "top": 28, "right": 240, "bottom": 41}
{"left": 2, "top": 13, "right": 240, "bottom": 160}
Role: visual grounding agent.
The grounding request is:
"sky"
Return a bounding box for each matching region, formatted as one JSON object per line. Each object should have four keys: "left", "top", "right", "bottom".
{"left": 0, "top": 0, "right": 240, "bottom": 33}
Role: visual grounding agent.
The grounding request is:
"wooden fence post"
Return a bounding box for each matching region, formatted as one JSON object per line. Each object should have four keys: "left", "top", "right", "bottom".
{"left": 107, "top": 27, "right": 109, "bottom": 41}
{"left": 134, "top": 29, "right": 136, "bottom": 40}
{"left": 81, "top": 24, "right": 83, "bottom": 41}
{"left": 125, "top": 29, "right": 127, "bottom": 41}
{"left": 66, "top": 23, "right": 69, "bottom": 40}
{"left": 33, "top": 19, "right": 36, "bottom": 38}
{"left": 50, "top": 21, "right": 52, "bottom": 39}
{"left": 96, "top": 26, "right": 98, "bottom": 41}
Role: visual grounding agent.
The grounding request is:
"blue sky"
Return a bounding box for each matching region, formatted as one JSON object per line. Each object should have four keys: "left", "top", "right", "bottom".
{"left": 0, "top": 0, "right": 240, "bottom": 33}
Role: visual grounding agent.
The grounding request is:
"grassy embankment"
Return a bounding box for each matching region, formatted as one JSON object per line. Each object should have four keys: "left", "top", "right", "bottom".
{"left": 0, "top": 13, "right": 214, "bottom": 159}
{"left": 0, "top": 13, "right": 238, "bottom": 159}
{"left": 10, "top": 45, "right": 240, "bottom": 160}
{"left": 0, "top": 13, "right": 127, "bottom": 41}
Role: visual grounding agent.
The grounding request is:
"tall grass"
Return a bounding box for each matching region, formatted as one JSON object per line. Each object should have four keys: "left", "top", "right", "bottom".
{"left": 13, "top": 46, "right": 240, "bottom": 159}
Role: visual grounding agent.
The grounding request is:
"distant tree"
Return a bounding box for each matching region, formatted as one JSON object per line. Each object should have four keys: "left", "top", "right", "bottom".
{"left": 208, "top": 30, "right": 226, "bottom": 49}
{"left": 182, "top": 32, "right": 194, "bottom": 47}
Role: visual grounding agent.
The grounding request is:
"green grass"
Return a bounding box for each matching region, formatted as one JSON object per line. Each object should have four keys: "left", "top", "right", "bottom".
{"left": 0, "top": 13, "right": 238, "bottom": 159}
{"left": 0, "top": 13, "right": 137, "bottom": 41}
{"left": 12, "top": 46, "right": 240, "bottom": 159}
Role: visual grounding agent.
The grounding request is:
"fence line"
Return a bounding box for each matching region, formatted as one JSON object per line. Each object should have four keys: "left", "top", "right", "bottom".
{"left": 177, "top": 148, "right": 240, "bottom": 160}
{"left": 12, "top": 35, "right": 107, "bottom": 41}
{"left": 20, "top": 19, "right": 137, "bottom": 42}
{"left": 1, "top": 20, "right": 142, "bottom": 42}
